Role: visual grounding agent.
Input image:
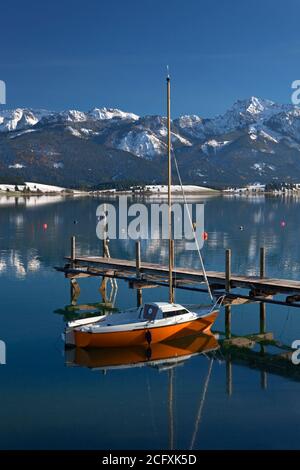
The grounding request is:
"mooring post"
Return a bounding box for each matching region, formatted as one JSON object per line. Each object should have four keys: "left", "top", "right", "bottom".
{"left": 225, "top": 305, "right": 232, "bottom": 339}
{"left": 260, "top": 247, "right": 266, "bottom": 278}
{"left": 71, "top": 236, "right": 76, "bottom": 267}
{"left": 137, "top": 288, "right": 143, "bottom": 307}
{"left": 225, "top": 249, "right": 231, "bottom": 293}
{"left": 136, "top": 240, "right": 141, "bottom": 279}
{"left": 103, "top": 238, "right": 109, "bottom": 258}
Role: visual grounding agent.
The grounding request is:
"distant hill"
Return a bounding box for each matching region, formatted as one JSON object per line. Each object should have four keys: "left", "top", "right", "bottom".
{"left": 1, "top": 97, "right": 300, "bottom": 188}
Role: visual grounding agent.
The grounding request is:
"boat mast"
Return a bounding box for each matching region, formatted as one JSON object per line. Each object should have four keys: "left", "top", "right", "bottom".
{"left": 167, "top": 73, "right": 174, "bottom": 304}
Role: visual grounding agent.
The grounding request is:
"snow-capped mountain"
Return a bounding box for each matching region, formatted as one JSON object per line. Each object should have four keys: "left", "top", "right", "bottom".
{"left": 1, "top": 97, "right": 300, "bottom": 187}
{"left": 0, "top": 108, "right": 53, "bottom": 132}
{"left": 0, "top": 106, "right": 138, "bottom": 132}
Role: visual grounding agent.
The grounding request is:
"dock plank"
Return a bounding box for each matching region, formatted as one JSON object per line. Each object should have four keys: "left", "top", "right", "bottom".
{"left": 65, "top": 255, "right": 300, "bottom": 294}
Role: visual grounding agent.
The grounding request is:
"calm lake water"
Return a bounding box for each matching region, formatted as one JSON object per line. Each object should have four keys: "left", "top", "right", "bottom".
{"left": 0, "top": 193, "right": 300, "bottom": 450}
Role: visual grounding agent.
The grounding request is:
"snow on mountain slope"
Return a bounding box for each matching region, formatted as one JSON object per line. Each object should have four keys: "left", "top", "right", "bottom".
{"left": 0, "top": 108, "right": 52, "bottom": 132}
{"left": 175, "top": 97, "right": 294, "bottom": 139}
{"left": 174, "top": 115, "right": 207, "bottom": 139}
{"left": 201, "top": 139, "right": 231, "bottom": 155}
{"left": 0, "top": 106, "right": 139, "bottom": 133}
{"left": 61, "top": 110, "right": 87, "bottom": 122}
{"left": 264, "top": 107, "right": 300, "bottom": 141}
{"left": 211, "top": 97, "right": 291, "bottom": 133}
{"left": 66, "top": 126, "right": 82, "bottom": 138}
{"left": 2, "top": 97, "right": 300, "bottom": 187}
{"left": 117, "top": 130, "right": 166, "bottom": 158}
{"left": 88, "top": 107, "right": 139, "bottom": 121}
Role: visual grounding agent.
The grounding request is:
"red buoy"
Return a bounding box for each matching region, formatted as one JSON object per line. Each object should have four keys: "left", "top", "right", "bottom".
{"left": 202, "top": 231, "right": 208, "bottom": 241}
{"left": 43, "top": 223, "right": 48, "bottom": 230}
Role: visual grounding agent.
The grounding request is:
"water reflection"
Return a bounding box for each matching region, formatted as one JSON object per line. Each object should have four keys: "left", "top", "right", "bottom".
{"left": 65, "top": 333, "right": 219, "bottom": 371}
{"left": 65, "top": 333, "right": 219, "bottom": 450}
{"left": 1, "top": 195, "right": 300, "bottom": 449}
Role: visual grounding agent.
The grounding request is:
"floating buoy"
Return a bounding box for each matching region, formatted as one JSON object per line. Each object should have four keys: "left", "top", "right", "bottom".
{"left": 43, "top": 223, "right": 48, "bottom": 230}
{"left": 280, "top": 221, "right": 286, "bottom": 228}
{"left": 239, "top": 225, "right": 244, "bottom": 231}
{"left": 202, "top": 231, "right": 208, "bottom": 241}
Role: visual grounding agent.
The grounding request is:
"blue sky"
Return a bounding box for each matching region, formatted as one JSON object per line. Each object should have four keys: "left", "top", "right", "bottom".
{"left": 1, "top": 0, "right": 300, "bottom": 117}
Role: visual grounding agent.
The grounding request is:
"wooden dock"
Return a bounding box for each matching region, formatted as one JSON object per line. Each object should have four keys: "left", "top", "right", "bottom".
{"left": 64, "top": 254, "right": 300, "bottom": 293}
{"left": 55, "top": 238, "right": 300, "bottom": 309}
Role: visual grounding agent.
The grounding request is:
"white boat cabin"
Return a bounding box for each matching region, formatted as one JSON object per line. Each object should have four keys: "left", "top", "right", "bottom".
{"left": 139, "top": 302, "right": 189, "bottom": 321}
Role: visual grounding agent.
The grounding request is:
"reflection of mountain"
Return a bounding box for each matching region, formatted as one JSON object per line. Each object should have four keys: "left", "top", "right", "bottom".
{"left": 2, "top": 196, "right": 300, "bottom": 281}
{"left": 0, "top": 194, "right": 69, "bottom": 208}
{"left": 0, "top": 249, "right": 41, "bottom": 278}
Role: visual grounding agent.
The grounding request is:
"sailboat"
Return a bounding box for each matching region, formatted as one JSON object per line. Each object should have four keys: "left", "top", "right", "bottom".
{"left": 65, "top": 74, "right": 219, "bottom": 349}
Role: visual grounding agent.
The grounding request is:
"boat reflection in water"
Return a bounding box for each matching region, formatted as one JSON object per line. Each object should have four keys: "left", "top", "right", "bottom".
{"left": 65, "top": 332, "right": 219, "bottom": 371}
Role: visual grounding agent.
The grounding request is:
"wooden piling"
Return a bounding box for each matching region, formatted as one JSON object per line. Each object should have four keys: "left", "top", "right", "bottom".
{"left": 103, "top": 238, "right": 109, "bottom": 258}
{"left": 136, "top": 240, "right": 141, "bottom": 279}
{"left": 225, "top": 249, "right": 231, "bottom": 293}
{"left": 137, "top": 288, "right": 143, "bottom": 307}
{"left": 260, "top": 247, "right": 266, "bottom": 279}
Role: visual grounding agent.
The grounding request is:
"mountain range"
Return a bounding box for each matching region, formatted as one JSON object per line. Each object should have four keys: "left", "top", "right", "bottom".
{"left": 1, "top": 97, "right": 300, "bottom": 188}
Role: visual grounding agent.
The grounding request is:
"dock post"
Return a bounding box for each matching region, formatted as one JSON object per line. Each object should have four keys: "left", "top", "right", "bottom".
{"left": 225, "top": 305, "right": 232, "bottom": 339}
{"left": 137, "top": 288, "right": 143, "bottom": 307}
{"left": 260, "top": 247, "right": 266, "bottom": 278}
{"left": 136, "top": 240, "right": 141, "bottom": 279}
{"left": 71, "top": 236, "right": 76, "bottom": 267}
{"left": 103, "top": 238, "right": 109, "bottom": 258}
{"left": 225, "top": 249, "right": 231, "bottom": 293}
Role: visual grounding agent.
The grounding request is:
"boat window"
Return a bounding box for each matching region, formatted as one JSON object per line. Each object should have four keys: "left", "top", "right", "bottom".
{"left": 143, "top": 304, "right": 159, "bottom": 321}
{"left": 163, "top": 309, "right": 188, "bottom": 318}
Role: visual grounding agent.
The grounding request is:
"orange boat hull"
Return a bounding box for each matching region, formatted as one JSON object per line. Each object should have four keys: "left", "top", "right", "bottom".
{"left": 70, "top": 333, "right": 219, "bottom": 369}
{"left": 73, "top": 310, "right": 218, "bottom": 348}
